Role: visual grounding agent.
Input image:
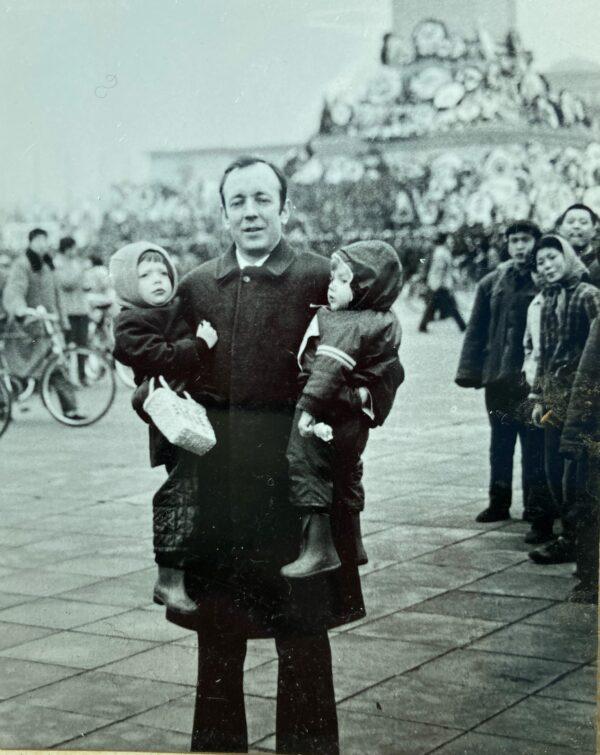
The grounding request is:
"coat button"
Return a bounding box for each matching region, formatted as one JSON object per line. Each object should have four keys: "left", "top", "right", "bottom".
{"left": 242, "top": 275, "right": 251, "bottom": 283}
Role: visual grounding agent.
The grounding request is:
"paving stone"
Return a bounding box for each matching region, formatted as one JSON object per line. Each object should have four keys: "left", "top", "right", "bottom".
{"left": 537, "top": 664, "right": 598, "bottom": 704}
{"left": 59, "top": 720, "right": 191, "bottom": 751}
{"left": 0, "top": 527, "right": 49, "bottom": 547}
{"left": 43, "top": 554, "right": 151, "bottom": 578}
{"left": 404, "top": 590, "right": 552, "bottom": 623}
{"left": 353, "top": 611, "right": 503, "bottom": 649}
{"left": 0, "top": 621, "right": 57, "bottom": 651}
{"left": 337, "top": 708, "right": 459, "bottom": 754}
{"left": 477, "top": 696, "right": 597, "bottom": 751}
{"left": 0, "top": 597, "right": 127, "bottom": 629}
{"left": 434, "top": 731, "right": 575, "bottom": 754}
{"left": 0, "top": 567, "right": 105, "bottom": 597}
{"left": 0, "top": 657, "right": 81, "bottom": 700}
{"left": 416, "top": 540, "right": 528, "bottom": 571}
{"left": 0, "top": 699, "right": 110, "bottom": 748}
{"left": 364, "top": 560, "right": 488, "bottom": 591}
{"left": 523, "top": 601, "right": 598, "bottom": 632}
{"left": 463, "top": 571, "right": 575, "bottom": 601}
{"left": 75, "top": 606, "right": 192, "bottom": 642}
{"left": 408, "top": 648, "right": 576, "bottom": 693}
{"left": 0, "top": 629, "right": 156, "bottom": 669}
{"left": 58, "top": 569, "right": 157, "bottom": 607}
{"left": 99, "top": 642, "right": 199, "bottom": 686}
{"left": 0, "top": 592, "right": 35, "bottom": 611}
{"left": 16, "top": 670, "right": 190, "bottom": 719}
{"left": 339, "top": 673, "right": 522, "bottom": 729}
{"left": 472, "top": 621, "right": 597, "bottom": 664}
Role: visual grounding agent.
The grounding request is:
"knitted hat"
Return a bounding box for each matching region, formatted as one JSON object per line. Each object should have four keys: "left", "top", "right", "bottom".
{"left": 109, "top": 241, "right": 178, "bottom": 308}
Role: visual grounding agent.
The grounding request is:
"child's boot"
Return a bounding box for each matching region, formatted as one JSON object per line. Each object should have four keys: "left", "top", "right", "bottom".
{"left": 153, "top": 566, "right": 198, "bottom": 614}
{"left": 351, "top": 512, "right": 368, "bottom": 565}
{"left": 281, "top": 512, "right": 341, "bottom": 579}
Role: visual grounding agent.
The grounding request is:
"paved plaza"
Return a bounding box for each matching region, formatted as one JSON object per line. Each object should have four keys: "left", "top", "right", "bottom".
{"left": 0, "top": 296, "right": 597, "bottom": 753}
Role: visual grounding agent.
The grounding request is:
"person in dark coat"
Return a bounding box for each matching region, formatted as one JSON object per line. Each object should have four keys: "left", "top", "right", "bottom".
{"left": 556, "top": 203, "right": 600, "bottom": 285}
{"left": 283, "top": 240, "right": 403, "bottom": 578}
{"left": 168, "top": 157, "right": 362, "bottom": 755}
{"left": 560, "top": 316, "right": 600, "bottom": 602}
{"left": 528, "top": 235, "right": 600, "bottom": 565}
{"left": 111, "top": 241, "right": 217, "bottom": 615}
{"left": 455, "top": 221, "right": 550, "bottom": 536}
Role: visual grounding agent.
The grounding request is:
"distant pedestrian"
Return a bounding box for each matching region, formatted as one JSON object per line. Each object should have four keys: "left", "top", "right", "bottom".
{"left": 456, "top": 221, "right": 549, "bottom": 534}
{"left": 55, "top": 236, "right": 89, "bottom": 382}
{"left": 418, "top": 232, "right": 466, "bottom": 333}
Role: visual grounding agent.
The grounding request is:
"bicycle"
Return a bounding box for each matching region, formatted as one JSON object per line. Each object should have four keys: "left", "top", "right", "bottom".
{"left": 88, "top": 304, "right": 136, "bottom": 389}
{"left": 0, "top": 306, "right": 116, "bottom": 428}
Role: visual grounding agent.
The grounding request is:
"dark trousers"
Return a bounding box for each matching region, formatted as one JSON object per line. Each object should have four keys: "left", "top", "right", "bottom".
{"left": 153, "top": 450, "right": 199, "bottom": 569}
{"left": 419, "top": 288, "right": 466, "bottom": 332}
{"left": 287, "top": 408, "right": 369, "bottom": 514}
{"left": 66, "top": 314, "right": 89, "bottom": 381}
{"left": 543, "top": 426, "right": 578, "bottom": 540}
{"left": 191, "top": 630, "right": 339, "bottom": 754}
{"left": 485, "top": 384, "right": 550, "bottom": 526}
{"left": 574, "top": 448, "right": 600, "bottom": 587}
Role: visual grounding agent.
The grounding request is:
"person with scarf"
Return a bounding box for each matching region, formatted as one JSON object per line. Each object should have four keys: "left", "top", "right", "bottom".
{"left": 455, "top": 221, "right": 549, "bottom": 536}
{"left": 528, "top": 234, "right": 600, "bottom": 565}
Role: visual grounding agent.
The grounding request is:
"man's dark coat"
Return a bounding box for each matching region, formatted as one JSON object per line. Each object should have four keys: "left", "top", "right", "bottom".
{"left": 171, "top": 240, "right": 366, "bottom": 637}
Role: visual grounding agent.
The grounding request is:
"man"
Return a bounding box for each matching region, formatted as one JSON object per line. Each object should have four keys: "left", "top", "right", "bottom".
{"left": 171, "top": 157, "right": 364, "bottom": 754}
{"left": 557, "top": 203, "right": 600, "bottom": 286}
{"left": 456, "top": 221, "right": 549, "bottom": 533}
{"left": 55, "top": 236, "right": 89, "bottom": 382}
{"left": 418, "top": 232, "right": 466, "bottom": 333}
{"left": 2, "top": 229, "right": 82, "bottom": 419}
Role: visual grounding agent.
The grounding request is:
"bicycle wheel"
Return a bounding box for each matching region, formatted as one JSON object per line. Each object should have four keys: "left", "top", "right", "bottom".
{"left": 114, "top": 359, "right": 136, "bottom": 389}
{"left": 0, "top": 377, "right": 12, "bottom": 438}
{"left": 40, "top": 346, "right": 116, "bottom": 427}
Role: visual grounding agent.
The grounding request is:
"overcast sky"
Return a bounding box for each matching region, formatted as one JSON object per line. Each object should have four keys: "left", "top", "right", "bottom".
{"left": 1, "top": 0, "right": 599, "bottom": 213}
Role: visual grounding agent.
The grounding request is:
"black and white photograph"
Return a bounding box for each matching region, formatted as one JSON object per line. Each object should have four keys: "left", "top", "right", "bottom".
{"left": 0, "top": 1, "right": 598, "bottom": 752}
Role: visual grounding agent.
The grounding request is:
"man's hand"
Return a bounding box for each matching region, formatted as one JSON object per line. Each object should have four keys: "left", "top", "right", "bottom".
{"left": 532, "top": 403, "right": 544, "bottom": 428}
{"left": 298, "top": 410, "right": 315, "bottom": 437}
{"left": 197, "top": 320, "right": 218, "bottom": 349}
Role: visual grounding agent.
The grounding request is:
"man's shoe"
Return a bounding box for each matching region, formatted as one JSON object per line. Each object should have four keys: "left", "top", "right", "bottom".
{"left": 281, "top": 512, "right": 341, "bottom": 579}
{"left": 475, "top": 507, "right": 510, "bottom": 523}
{"left": 524, "top": 527, "right": 554, "bottom": 545}
{"left": 566, "top": 581, "right": 598, "bottom": 604}
{"left": 528, "top": 536, "right": 575, "bottom": 564}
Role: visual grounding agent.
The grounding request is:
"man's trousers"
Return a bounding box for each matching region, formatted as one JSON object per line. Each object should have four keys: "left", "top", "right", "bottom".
{"left": 191, "top": 630, "right": 339, "bottom": 754}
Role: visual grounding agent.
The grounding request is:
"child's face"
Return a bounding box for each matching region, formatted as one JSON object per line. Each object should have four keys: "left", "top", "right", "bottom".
{"left": 137, "top": 258, "right": 173, "bottom": 305}
{"left": 530, "top": 269, "right": 545, "bottom": 289}
{"left": 536, "top": 246, "right": 567, "bottom": 284}
{"left": 328, "top": 254, "right": 354, "bottom": 311}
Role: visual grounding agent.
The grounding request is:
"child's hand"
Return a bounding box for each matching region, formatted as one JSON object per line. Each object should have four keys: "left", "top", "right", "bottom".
{"left": 298, "top": 411, "right": 315, "bottom": 437}
{"left": 313, "top": 422, "right": 333, "bottom": 442}
{"left": 197, "top": 320, "right": 218, "bottom": 349}
{"left": 532, "top": 403, "right": 544, "bottom": 428}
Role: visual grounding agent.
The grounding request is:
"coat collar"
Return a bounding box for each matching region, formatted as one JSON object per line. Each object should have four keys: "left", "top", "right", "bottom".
{"left": 26, "top": 248, "right": 54, "bottom": 272}
{"left": 215, "top": 238, "right": 296, "bottom": 283}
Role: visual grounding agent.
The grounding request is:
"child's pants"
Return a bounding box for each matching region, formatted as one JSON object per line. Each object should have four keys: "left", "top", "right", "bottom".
{"left": 153, "top": 449, "right": 201, "bottom": 568}
{"left": 286, "top": 407, "right": 369, "bottom": 514}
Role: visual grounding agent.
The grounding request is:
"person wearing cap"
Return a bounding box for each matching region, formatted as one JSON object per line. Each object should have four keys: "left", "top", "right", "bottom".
{"left": 110, "top": 242, "right": 218, "bottom": 614}
{"left": 456, "top": 221, "right": 549, "bottom": 534}
{"left": 556, "top": 203, "right": 600, "bottom": 286}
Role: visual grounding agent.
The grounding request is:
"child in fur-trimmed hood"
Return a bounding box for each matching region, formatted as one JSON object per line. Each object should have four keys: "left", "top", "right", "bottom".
{"left": 282, "top": 240, "right": 404, "bottom": 579}
{"left": 110, "top": 241, "right": 217, "bottom": 614}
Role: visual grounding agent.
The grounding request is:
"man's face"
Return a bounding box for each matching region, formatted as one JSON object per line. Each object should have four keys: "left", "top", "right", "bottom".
{"left": 559, "top": 209, "right": 596, "bottom": 252}
{"left": 507, "top": 232, "right": 535, "bottom": 269}
{"left": 221, "top": 163, "right": 290, "bottom": 258}
{"left": 30, "top": 234, "right": 48, "bottom": 254}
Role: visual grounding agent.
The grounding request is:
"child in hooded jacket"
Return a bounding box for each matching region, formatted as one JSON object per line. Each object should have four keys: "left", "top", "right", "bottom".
{"left": 528, "top": 234, "right": 600, "bottom": 567}
{"left": 110, "top": 242, "right": 217, "bottom": 614}
{"left": 282, "top": 241, "right": 404, "bottom": 579}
